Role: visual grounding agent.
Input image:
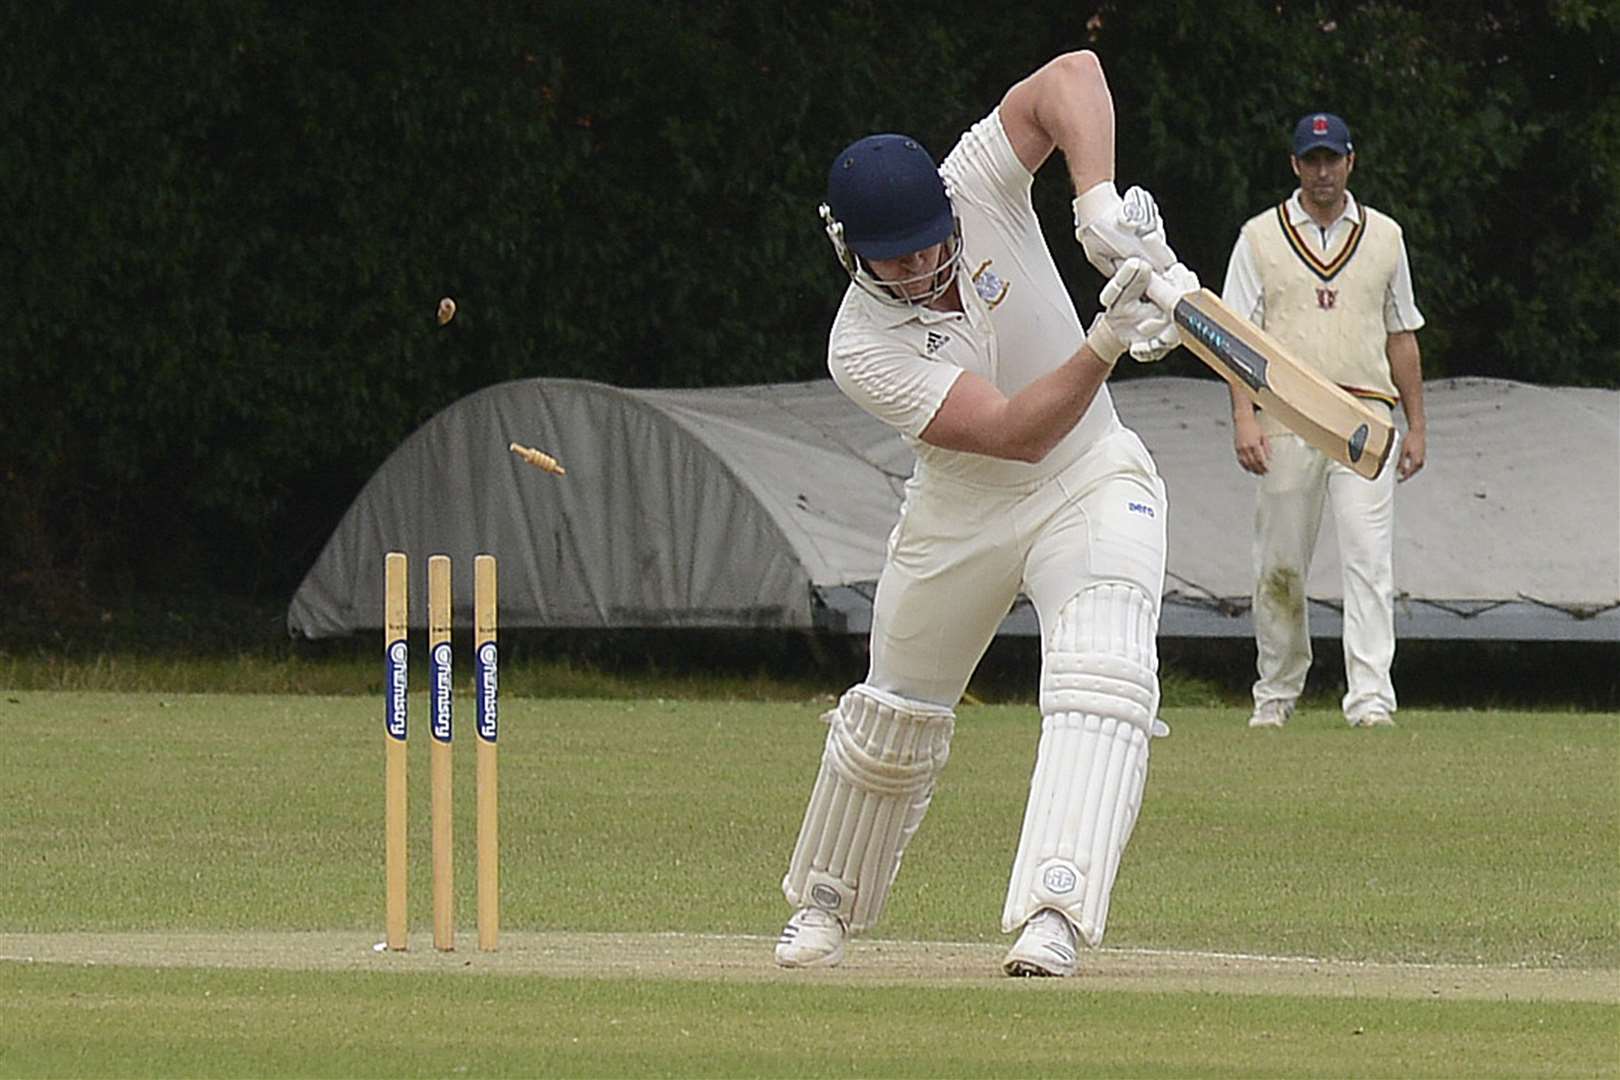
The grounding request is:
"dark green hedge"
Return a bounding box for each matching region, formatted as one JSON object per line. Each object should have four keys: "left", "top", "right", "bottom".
{"left": 3, "top": 1, "right": 1615, "bottom": 609}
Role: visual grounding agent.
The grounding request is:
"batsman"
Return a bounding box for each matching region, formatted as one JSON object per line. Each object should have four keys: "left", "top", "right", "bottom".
{"left": 776, "top": 50, "right": 1198, "bottom": 976}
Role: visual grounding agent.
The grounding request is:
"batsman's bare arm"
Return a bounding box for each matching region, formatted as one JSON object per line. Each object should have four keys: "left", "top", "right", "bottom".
{"left": 1387, "top": 330, "right": 1426, "bottom": 480}
{"left": 921, "top": 345, "right": 1116, "bottom": 463}
{"left": 918, "top": 53, "right": 1120, "bottom": 464}
{"left": 925, "top": 260, "right": 1170, "bottom": 462}
{"left": 997, "top": 51, "right": 1115, "bottom": 188}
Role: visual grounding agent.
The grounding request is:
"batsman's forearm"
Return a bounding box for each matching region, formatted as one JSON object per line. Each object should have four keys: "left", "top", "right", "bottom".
{"left": 997, "top": 347, "right": 1113, "bottom": 462}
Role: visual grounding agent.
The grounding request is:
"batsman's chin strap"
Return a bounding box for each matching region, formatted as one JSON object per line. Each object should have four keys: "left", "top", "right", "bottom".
{"left": 820, "top": 203, "right": 963, "bottom": 310}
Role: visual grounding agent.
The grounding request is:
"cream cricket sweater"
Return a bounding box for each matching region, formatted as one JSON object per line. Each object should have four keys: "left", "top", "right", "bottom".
{"left": 1241, "top": 202, "right": 1403, "bottom": 436}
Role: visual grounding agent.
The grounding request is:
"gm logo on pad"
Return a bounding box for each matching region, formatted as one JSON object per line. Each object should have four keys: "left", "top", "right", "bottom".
{"left": 810, "top": 883, "right": 843, "bottom": 910}
{"left": 1042, "top": 864, "right": 1078, "bottom": 894}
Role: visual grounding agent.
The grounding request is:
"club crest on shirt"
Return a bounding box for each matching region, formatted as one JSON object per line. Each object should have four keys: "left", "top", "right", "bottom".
{"left": 971, "top": 260, "right": 1009, "bottom": 308}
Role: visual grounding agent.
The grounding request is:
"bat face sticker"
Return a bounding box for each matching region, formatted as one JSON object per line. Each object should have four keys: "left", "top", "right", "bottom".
{"left": 1348, "top": 423, "right": 1368, "bottom": 462}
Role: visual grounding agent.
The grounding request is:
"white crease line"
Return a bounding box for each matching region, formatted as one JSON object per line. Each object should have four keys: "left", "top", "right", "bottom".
{"left": 637, "top": 931, "right": 1545, "bottom": 973}
{"left": 0, "top": 934, "right": 1574, "bottom": 976}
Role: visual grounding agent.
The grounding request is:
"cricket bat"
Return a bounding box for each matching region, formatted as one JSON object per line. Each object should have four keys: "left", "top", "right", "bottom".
{"left": 1146, "top": 276, "right": 1394, "bottom": 480}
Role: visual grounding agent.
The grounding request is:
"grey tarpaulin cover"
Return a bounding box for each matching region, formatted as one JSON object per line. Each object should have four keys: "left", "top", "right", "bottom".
{"left": 287, "top": 377, "right": 1618, "bottom": 641}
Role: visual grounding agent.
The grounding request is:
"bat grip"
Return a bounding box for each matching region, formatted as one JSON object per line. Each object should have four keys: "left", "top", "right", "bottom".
{"left": 1145, "top": 272, "right": 1191, "bottom": 312}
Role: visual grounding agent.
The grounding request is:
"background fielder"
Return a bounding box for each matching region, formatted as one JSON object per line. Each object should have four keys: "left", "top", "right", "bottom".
{"left": 1222, "top": 111, "right": 1427, "bottom": 730}
{"left": 775, "top": 50, "right": 1197, "bottom": 977}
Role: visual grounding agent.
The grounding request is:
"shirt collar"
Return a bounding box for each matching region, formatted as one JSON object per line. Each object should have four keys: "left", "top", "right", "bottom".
{"left": 850, "top": 277, "right": 967, "bottom": 329}
{"left": 1286, "top": 188, "right": 1361, "bottom": 228}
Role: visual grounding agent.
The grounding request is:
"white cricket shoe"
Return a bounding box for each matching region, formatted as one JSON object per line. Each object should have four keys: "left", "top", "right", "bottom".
{"left": 774, "top": 907, "right": 847, "bottom": 968}
{"left": 1248, "top": 699, "right": 1294, "bottom": 729}
{"left": 1351, "top": 711, "right": 1395, "bottom": 728}
{"left": 1002, "top": 908, "right": 1079, "bottom": 977}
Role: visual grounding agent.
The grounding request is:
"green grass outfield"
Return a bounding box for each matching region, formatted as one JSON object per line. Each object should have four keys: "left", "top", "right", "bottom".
{"left": 1, "top": 689, "right": 1615, "bottom": 1077}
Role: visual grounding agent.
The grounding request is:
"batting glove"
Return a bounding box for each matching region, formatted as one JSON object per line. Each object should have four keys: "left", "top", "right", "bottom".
{"left": 1073, "top": 182, "right": 1179, "bottom": 278}
{"left": 1122, "top": 262, "right": 1200, "bottom": 363}
{"left": 1085, "top": 257, "right": 1164, "bottom": 364}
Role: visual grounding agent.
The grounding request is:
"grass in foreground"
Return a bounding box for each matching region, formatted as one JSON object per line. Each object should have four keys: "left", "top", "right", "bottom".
{"left": 3, "top": 693, "right": 1613, "bottom": 966}
{"left": 3, "top": 964, "right": 1612, "bottom": 1079}
{"left": 0, "top": 691, "right": 1615, "bottom": 1077}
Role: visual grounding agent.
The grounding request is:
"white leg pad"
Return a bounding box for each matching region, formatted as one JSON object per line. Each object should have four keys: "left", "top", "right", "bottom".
{"left": 782, "top": 684, "right": 955, "bottom": 932}
{"left": 1002, "top": 584, "right": 1163, "bottom": 946}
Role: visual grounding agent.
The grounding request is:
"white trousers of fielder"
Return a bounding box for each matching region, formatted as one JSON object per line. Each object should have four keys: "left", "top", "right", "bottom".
{"left": 1251, "top": 431, "right": 1400, "bottom": 722}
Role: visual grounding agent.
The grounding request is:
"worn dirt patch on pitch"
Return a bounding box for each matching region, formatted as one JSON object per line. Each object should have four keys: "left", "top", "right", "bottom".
{"left": 0, "top": 931, "right": 1611, "bottom": 1003}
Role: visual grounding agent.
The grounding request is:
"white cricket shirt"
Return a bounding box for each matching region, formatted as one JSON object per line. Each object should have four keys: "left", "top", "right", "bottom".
{"left": 827, "top": 109, "right": 1118, "bottom": 488}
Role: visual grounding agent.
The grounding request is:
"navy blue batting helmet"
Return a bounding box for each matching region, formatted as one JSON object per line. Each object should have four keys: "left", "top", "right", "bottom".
{"left": 823, "top": 134, "right": 954, "bottom": 261}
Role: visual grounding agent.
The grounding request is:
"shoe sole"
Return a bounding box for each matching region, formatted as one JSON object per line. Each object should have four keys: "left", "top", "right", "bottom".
{"left": 1001, "top": 938, "right": 1077, "bottom": 978}
{"left": 1002, "top": 958, "right": 1073, "bottom": 977}
{"left": 774, "top": 944, "right": 846, "bottom": 969}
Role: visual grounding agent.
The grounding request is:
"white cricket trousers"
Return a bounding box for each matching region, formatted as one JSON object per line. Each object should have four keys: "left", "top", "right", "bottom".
{"left": 1251, "top": 431, "right": 1400, "bottom": 722}
{"left": 865, "top": 426, "right": 1168, "bottom": 708}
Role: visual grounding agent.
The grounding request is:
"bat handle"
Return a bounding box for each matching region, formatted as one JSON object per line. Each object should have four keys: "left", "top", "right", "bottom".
{"left": 1145, "top": 272, "right": 1192, "bottom": 312}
